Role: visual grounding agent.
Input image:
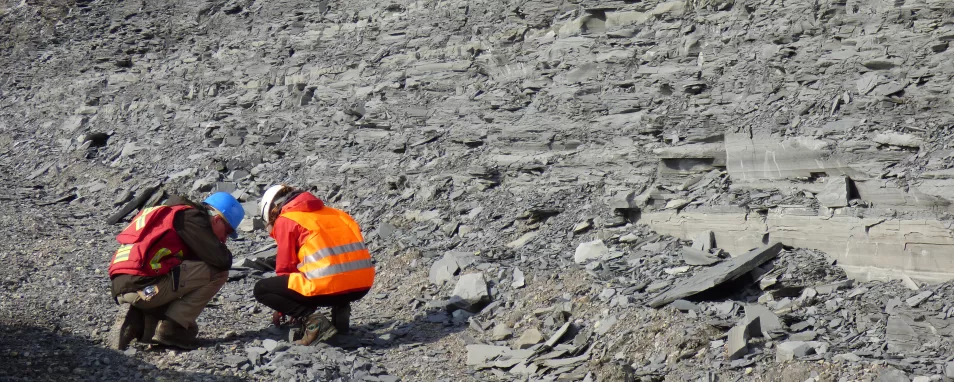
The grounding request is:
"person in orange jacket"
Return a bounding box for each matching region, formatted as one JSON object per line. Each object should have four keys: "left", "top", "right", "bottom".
{"left": 253, "top": 185, "right": 375, "bottom": 345}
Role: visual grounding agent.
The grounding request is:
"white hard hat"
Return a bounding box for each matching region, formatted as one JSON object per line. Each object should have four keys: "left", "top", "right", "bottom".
{"left": 259, "top": 185, "right": 286, "bottom": 219}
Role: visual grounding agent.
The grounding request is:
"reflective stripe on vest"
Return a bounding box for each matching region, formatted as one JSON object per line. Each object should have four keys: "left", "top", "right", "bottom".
{"left": 296, "top": 240, "right": 373, "bottom": 280}
{"left": 112, "top": 244, "right": 135, "bottom": 264}
{"left": 300, "top": 242, "right": 367, "bottom": 265}
{"left": 301, "top": 257, "right": 374, "bottom": 279}
{"left": 149, "top": 248, "right": 183, "bottom": 270}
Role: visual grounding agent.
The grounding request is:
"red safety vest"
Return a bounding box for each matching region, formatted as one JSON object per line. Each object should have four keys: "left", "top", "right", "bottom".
{"left": 108, "top": 205, "right": 190, "bottom": 278}
{"left": 282, "top": 208, "right": 375, "bottom": 297}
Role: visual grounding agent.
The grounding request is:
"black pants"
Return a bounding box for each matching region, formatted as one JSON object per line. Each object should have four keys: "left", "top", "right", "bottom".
{"left": 253, "top": 275, "right": 368, "bottom": 318}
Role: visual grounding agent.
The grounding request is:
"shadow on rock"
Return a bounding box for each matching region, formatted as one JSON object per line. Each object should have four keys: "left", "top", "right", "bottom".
{"left": 0, "top": 324, "right": 243, "bottom": 382}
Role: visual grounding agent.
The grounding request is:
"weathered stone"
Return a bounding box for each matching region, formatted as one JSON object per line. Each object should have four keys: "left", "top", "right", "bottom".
{"left": 511, "top": 267, "right": 525, "bottom": 289}
{"left": 507, "top": 232, "right": 538, "bottom": 248}
{"left": 682, "top": 246, "right": 720, "bottom": 266}
{"left": 262, "top": 339, "right": 279, "bottom": 353}
{"left": 574, "top": 240, "right": 609, "bottom": 264}
{"left": 874, "top": 132, "right": 923, "bottom": 148}
{"left": 905, "top": 291, "right": 933, "bottom": 307}
{"left": 833, "top": 353, "right": 862, "bottom": 363}
{"left": 465, "top": 344, "right": 509, "bottom": 365}
{"left": 595, "top": 316, "right": 617, "bottom": 336}
{"left": 642, "top": 210, "right": 954, "bottom": 283}
{"left": 492, "top": 325, "right": 513, "bottom": 341}
{"left": 726, "top": 317, "right": 759, "bottom": 360}
{"left": 815, "top": 280, "right": 853, "bottom": 295}
{"left": 429, "top": 255, "right": 460, "bottom": 285}
{"left": 817, "top": 176, "right": 849, "bottom": 208}
{"left": 649, "top": 243, "right": 783, "bottom": 308}
{"left": 449, "top": 273, "right": 491, "bottom": 313}
{"left": 876, "top": 368, "right": 911, "bottom": 382}
{"left": 776, "top": 341, "right": 814, "bottom": 362}
{"left": 745, "top": 304, "right": 783, "bottom": 338}
{"left": 671, "top": 300, "right": 700, "bottom": 312}
{"left": 514, "top": 328, "right": 544, "bottom": 349}
{"left": 691, "top": 230, "right": 714, "bottom": 251}
{"left": 544, "top": 322, "right": 571, "bottom": 348}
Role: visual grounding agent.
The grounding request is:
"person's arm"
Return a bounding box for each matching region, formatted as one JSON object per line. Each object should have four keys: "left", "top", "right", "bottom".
{"left": 175, "top": 208, "right": 233, "bottom": 271}
{"left": 271, "top": 216, "right": 303, "bottom": 275}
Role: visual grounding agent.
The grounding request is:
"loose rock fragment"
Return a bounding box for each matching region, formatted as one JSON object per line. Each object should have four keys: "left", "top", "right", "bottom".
{"left": 726, "top": 317, "right": 759, "bottom": 360}
{"left": 574, "top": 240, "right": 609, "bottom": 264}
{"left": 682, "top": 246, "right": 720, "bottom": 266}
{"left": 492, "top": 325, "right": 513, "bottom": 341}
{"left": 515, "top": 328, "right": 544, "bottom": 349}
{"left": 511, "top": 267, "right": 525, "bottom": 289}
{"left": 776, "top": 341, "right": 814, "bottom": 362}
{"left": 691, "top": 230, "right": 714, "bottom": 251}
{"left": 429, "top": 255, "right": 460, "bottom": 285}
{"left": 450, "top": 273, "right": 491, "bottom": 313}
{"left": 817, "top": 176, "right": 849, "bottom": 208}
{"left": 466, "top": 345, "right": 510, "bottom": 365}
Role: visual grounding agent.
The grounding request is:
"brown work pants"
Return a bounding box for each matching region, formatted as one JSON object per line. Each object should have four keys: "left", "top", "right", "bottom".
{"left": 116, "top": 260, "right": 227, "bottom": 335}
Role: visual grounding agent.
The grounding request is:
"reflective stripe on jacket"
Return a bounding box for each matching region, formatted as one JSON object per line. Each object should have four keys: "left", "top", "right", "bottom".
{"left": 108, "top": 205, "right": 190, "bottom": 278}
{"left": 280, "top": 208, "right": 375, "bottom": 296}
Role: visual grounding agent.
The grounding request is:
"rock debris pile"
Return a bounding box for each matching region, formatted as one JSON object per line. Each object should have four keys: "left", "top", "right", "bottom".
{"left": 4, "top": 0, "right": 954, "bottom": 381}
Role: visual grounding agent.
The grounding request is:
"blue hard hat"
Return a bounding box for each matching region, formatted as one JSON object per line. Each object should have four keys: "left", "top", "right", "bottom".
{"left": 204, "top": 192, "right": 244, "bottom": 238}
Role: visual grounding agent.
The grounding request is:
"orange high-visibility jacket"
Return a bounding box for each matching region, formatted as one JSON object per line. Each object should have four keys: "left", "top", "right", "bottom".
{"left": 280, "top": 208, "right": 375, "bottom": 296}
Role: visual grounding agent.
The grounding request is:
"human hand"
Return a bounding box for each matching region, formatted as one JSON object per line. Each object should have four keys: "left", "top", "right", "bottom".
{"left": 272, "top": 311, "right": 285, "bottom": 327}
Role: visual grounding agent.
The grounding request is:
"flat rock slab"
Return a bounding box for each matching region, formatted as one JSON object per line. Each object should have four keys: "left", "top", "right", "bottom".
{"left": 649, "top": 242, "right": 783, "bottom": 308}
{"left": 466, "top": 344, "right": 510, "bottom": 365}
{"left": 682, "top": 246, "right": 721, "bottom": 266}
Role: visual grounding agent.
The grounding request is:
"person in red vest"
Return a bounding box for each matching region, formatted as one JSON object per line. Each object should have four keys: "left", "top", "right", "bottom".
{"left": 108, "top": 192, "right": 244, "bottom": 350}
{"left": 253, "top": 185, "right": 374, "bottom": 345}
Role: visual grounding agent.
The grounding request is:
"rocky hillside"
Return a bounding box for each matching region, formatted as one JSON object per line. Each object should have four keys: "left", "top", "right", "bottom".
{"left": 4, "top": 0, "right": 954, "bottom": 381}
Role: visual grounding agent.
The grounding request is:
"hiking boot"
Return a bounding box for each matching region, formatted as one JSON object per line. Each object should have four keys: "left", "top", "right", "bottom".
{"left": 331, "top": 304, "right": 351, "bottom": 334}
{"left": 294, "top": 312, "right": 337, "bottom": 346}
{"left": 108, "top": 305, "right": 144, "bottom": 350}
{"left": 153, "top": 320, "right": 200, "bottom": 350}
{"left": 140, "top": 314, "right": 159, "bottom": 343}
